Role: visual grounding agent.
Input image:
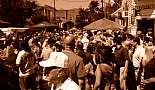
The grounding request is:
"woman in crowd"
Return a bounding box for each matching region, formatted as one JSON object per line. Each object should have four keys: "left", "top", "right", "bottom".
{"left": 40, "top": 36, "right": 56, "bottom": 61}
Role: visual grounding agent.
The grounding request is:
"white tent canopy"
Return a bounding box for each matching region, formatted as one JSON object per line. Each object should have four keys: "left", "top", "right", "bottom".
{"left": 0, "top": 27, "right": 29, "bottom": 35}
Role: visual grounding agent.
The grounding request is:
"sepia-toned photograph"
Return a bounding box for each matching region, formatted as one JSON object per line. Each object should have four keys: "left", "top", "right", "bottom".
{"left": 0, "top": 0, "right": 155, "bottom": 90}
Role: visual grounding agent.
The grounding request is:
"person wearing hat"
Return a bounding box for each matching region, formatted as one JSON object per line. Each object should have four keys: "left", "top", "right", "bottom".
{"left": 39, "top": 51, "right": 80, "bottom": 90}
{"left": 62, "top": 35, "right": 86, "bottom": 90}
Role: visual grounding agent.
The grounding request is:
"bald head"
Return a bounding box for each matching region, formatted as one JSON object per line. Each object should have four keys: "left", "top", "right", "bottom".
{"left": 64, "top": 35, "right": 75, "bottom": 49}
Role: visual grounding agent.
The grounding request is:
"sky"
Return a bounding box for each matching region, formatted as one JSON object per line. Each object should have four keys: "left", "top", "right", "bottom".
{"left": 36, "top": 0, "right": 93, "bottom": 10}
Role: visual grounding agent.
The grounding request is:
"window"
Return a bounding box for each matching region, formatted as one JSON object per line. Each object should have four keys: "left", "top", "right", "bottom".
{"left": 122, "top": 11, "right": 128, "bottom": 17}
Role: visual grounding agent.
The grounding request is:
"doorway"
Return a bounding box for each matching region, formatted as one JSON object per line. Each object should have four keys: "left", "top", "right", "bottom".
{"left": 137, "top": 19, "right": 154, "bottom": 36}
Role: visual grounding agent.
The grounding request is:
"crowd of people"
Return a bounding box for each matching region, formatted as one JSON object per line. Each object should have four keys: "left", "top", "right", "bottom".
{"left": 0, "top": 29, "right": 155, "bottom": 90}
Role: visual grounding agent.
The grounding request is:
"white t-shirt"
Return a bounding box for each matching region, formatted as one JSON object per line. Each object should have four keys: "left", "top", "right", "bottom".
{"left": 81, "top": 37, "right": 89, "bottom": 50}
{"left": 55, "top": 78, "right": 81, "bottom": 90}
{"left": 16, "top": 50, "right": 25, "bottom": 65}
{"left": 132, "top": 45, "right": 145, "bottom": 68}
{"left": 16, "top": 50, "right": 34, "bottom": 77}
{"left": 41, "top": 47, "right": 53, "bottom": 61}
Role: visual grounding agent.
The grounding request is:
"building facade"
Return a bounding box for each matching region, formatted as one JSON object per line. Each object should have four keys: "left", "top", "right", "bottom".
{"left": 56, "top": 8, "right": 80, "bottom": 23}
{"left": 134, "top": 0, "right": 155, "bottom": 37}
{"left": 122, "top": 0, "right": 155, "bottom": 37}
{"left": 38, "top": 5, "right": 80, "bottom": 28}
{"left": 113, "top": 0, "right": 155, "bottom": 37}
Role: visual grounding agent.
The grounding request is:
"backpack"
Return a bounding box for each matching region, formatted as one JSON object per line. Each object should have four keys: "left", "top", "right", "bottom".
{"left": 20, "top": 52, "right": 36, "bottom": 74}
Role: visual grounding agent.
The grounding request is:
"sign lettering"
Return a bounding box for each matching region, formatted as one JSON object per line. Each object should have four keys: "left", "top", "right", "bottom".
{"left": 136, "top": 4, "right": 155, "bottom": 10}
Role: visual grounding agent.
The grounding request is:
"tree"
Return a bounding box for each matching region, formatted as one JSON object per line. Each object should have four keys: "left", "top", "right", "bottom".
{"left": 75, "top": 1, "right": 102, "bottom": 29}
{"left": 30, "top": 14, "right": 48, "bottom": 25}
{"left": 88, "top": 1, "right": 99, "bottom": 14}
{"left": 75, "top": 0, "right": 121, "bottom": 29}
{"left": 0, "top": 0, "right": 38, "bottom": 27}
{"left": 75, "top": 8, "right": 89, "bottom": 29}
{"left": 63, "top": 21, "right": 74, "bottom": 31}
{"left": 87, "top": 1, "right": 101, "bottom": 22}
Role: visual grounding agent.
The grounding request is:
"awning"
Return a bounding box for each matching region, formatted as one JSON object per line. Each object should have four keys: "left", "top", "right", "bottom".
{"left": 0, "top": 27, "right": 29, "bottom": 32}
{"left": 84, "top": 18, "right": 125, "bottom": 31}
{"left": 30, "top": 21, "right": 58, "bottom": 28}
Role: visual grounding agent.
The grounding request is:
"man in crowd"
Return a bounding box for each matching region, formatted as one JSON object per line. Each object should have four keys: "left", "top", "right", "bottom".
{"left": 114, "top": 39, "right": 131, "bottom": 90}
{"left": 143, "top": 42, "right": 155, "bottom": 90}
{"left": 81, "top": 32, "right": 89, "bottom": 52}
{"left": 16, "top": 41, "right": 36, "bottom": 90}
{"left": 132, "top": 37, "right": 145, "bottom": 90}
{"left": 63, "top": 35, "right": 86, "bottom": 90}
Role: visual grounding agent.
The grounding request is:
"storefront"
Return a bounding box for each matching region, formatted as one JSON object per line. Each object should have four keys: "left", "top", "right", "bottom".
{"left": 137, "top": 19, "right": 154, "bottom": 35}
{"left": 134, "top": 0, "right": 155, "bottom": 37}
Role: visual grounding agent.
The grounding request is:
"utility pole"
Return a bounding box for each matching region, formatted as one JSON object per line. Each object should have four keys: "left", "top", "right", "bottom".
{"left": 53, "top": 0, "right": 56, "bottom": 22}
{"left": 107, "top": 0, "right": 111, "bottom": 19}
{"left": 66, "top": 10, "right": 68, "bottom": 20}
{"left": 101, "top": 0, "right": 104, "bottom": 15}
{"left": 104, "top": 0, "right": 107, "bottom": 18}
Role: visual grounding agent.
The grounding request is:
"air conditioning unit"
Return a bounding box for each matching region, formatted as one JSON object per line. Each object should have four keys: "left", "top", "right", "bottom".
{"left": 122, "top": 11, "right": 128, "bottom": 17}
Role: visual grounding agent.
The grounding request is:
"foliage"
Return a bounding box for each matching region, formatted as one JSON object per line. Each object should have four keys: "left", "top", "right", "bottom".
{"left": 30, "top": 14, "right": 48, "bottom": 25}
{"left": 63, "top": 21, "right": 74, "bottom": 31}
{"left": 75, "top": 0, "right": 122, "bottom": 29}
{"left": 75, "top": 1, "right": 103, "bottom": 29}
{"left": 25, "top": 5, "right": 50, "bottom": 26}
{"left": 0, "top": 0, "right": 38, "bottom": 27}
{"left": 88, "top": 1, "right": 99, "bottom": 14}
{"left": 75, "top": 8, "right": 89, "bottom": 29}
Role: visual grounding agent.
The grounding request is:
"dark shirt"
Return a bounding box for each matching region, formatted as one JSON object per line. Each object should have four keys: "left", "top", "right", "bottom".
{"left": 7, "top": 53, "right": 17, "bottom": 66}
{"left": 83, "top": 52, "right": 93, "bottom": 65}
{"left": 76, "top": 49, "right": 85, "bottom": 59}
{"left": 63, "top": 49, "right": 86, "bottom": 84}
{"left": 0, "top": 61, "right": 9, "bottom": 89}
{"left": 144, "top": 58, "right": 155, "bottom": 79}
{"left": 114, "top": 46, "right": 130, "bottom": 67}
